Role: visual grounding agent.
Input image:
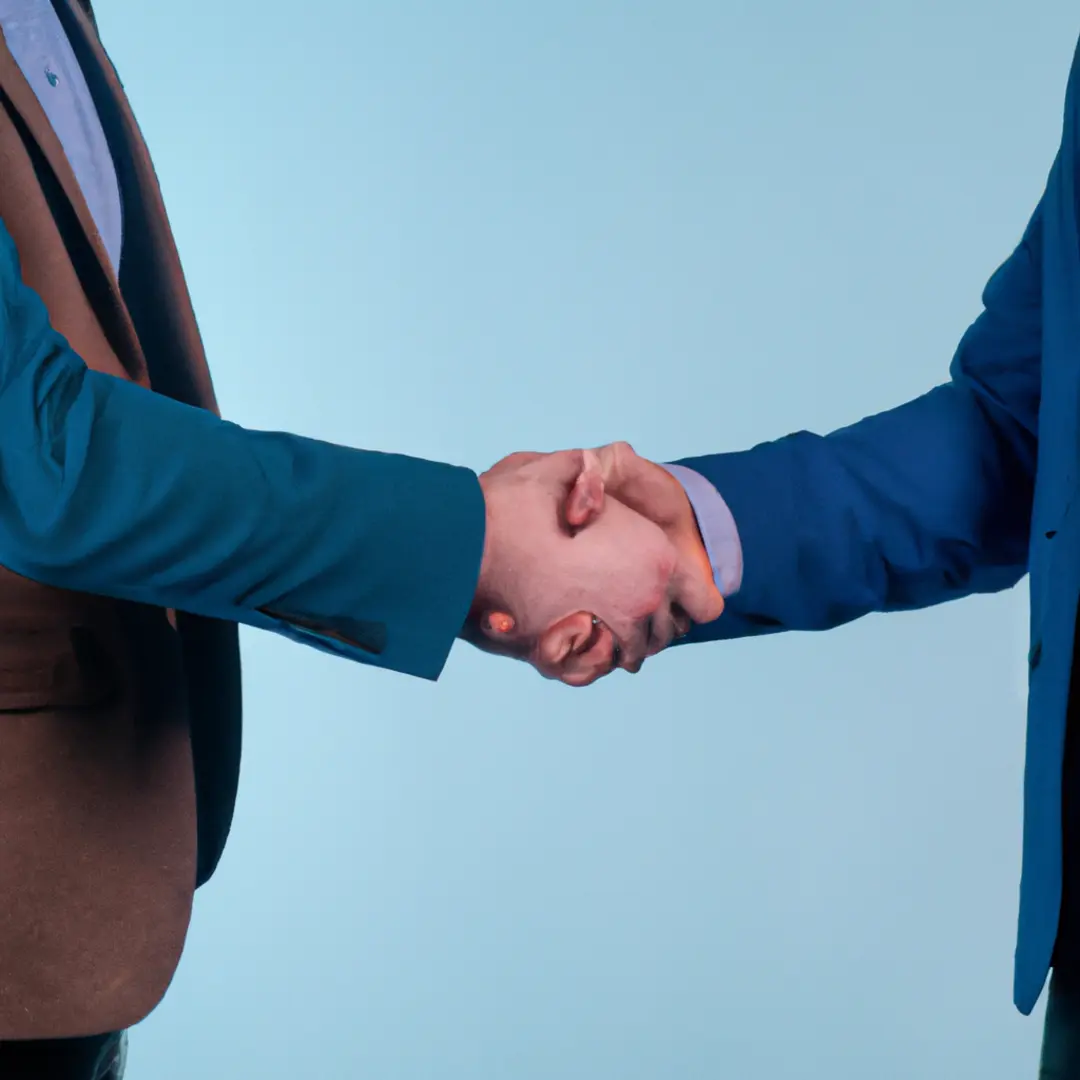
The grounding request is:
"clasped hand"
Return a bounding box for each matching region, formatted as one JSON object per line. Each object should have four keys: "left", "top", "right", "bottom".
{"left": 464, "top": 443, "right": 724, "bottom": 685}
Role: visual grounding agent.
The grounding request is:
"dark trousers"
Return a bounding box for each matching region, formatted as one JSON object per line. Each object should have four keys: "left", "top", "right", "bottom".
{"left": 1043, "top": 617, "right": 1080, "bottom": 1077}
{"left": 0, "top": 1030, "right": 125, "bottom": 1079}
{"left": 1041, "top": 968, "right": 1080, "bottom": 1078}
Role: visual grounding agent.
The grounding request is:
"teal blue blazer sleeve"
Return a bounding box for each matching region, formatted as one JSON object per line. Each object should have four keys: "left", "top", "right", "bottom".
{"left": 0, "top": 220, "right": 485, "bottom": 680}
{"left": 674, "top": 197, "right": 1043, "bottom": 645}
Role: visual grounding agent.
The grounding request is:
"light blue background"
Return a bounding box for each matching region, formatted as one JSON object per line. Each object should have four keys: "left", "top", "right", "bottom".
{"left": 94, "top": 1, "right": 1077, "bottom": 1075}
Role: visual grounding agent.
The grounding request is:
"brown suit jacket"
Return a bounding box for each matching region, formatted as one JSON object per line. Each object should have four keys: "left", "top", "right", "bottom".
{"left": 0, "top": 0, "right": 242, "bottom": 1039}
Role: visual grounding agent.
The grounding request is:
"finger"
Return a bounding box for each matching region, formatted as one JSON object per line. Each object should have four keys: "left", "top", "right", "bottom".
{"left": 674, "top": 563, "right": 726, "bottom": 626}
{"left": 591, "top": 441, "right": 634, "bottom": 490}
{"left": 564, "top": 448, "right": 605, "bottom": 528}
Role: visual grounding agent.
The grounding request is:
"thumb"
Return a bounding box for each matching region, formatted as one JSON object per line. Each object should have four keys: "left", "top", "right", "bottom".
{"left": 676, "top": 564, "right": 726, "bottom": 626}
{"left": 591, "top": 442, "right": 690, "bottom": 528}
{"left": 562, "top": 449, "right": 606, "bottom": 529}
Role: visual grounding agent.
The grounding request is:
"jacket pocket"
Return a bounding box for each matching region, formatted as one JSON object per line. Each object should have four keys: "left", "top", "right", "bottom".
{"left": 0, "top": 624, "right": 118, "bottom": 713}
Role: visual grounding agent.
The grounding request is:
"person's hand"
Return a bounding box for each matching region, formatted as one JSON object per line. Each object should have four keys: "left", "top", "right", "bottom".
{"left": 465, "top": 448, "right": 723, "bottom": 686}
{"left": 568, "top": 441, "right": 718, "bottom": 620}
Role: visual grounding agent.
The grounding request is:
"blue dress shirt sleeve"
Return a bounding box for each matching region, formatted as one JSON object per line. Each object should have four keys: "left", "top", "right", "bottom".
{"left": 0, "top": 219, "right": 485, "bottom": 680}
{"left": 662, "top": 463, "right": 743, "bottom": 596}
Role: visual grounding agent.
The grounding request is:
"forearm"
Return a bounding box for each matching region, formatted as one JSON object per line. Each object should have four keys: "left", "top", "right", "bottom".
{"left": 679, "top": 382, "right": 1034, "bottom": 642}
{"left": 0, "top": 225, "right": 484, "bottom": 680}
{"left": 670, "top": 199, "right": 1043, "bottom": 643}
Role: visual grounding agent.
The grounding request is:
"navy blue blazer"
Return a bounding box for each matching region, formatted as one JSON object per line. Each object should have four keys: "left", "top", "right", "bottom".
{"left": 676, "top": 38, "right": 1080, "bottom": 1014}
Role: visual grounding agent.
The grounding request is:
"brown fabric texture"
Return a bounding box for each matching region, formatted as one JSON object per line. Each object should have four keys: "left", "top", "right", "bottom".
{"left": 0, "top": 0, "right": 228, "bottom": 1038}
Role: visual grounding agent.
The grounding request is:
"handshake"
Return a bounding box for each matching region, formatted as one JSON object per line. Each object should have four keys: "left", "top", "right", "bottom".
{"left": 463, "top": 442, "right": 725, "bottom": 686}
